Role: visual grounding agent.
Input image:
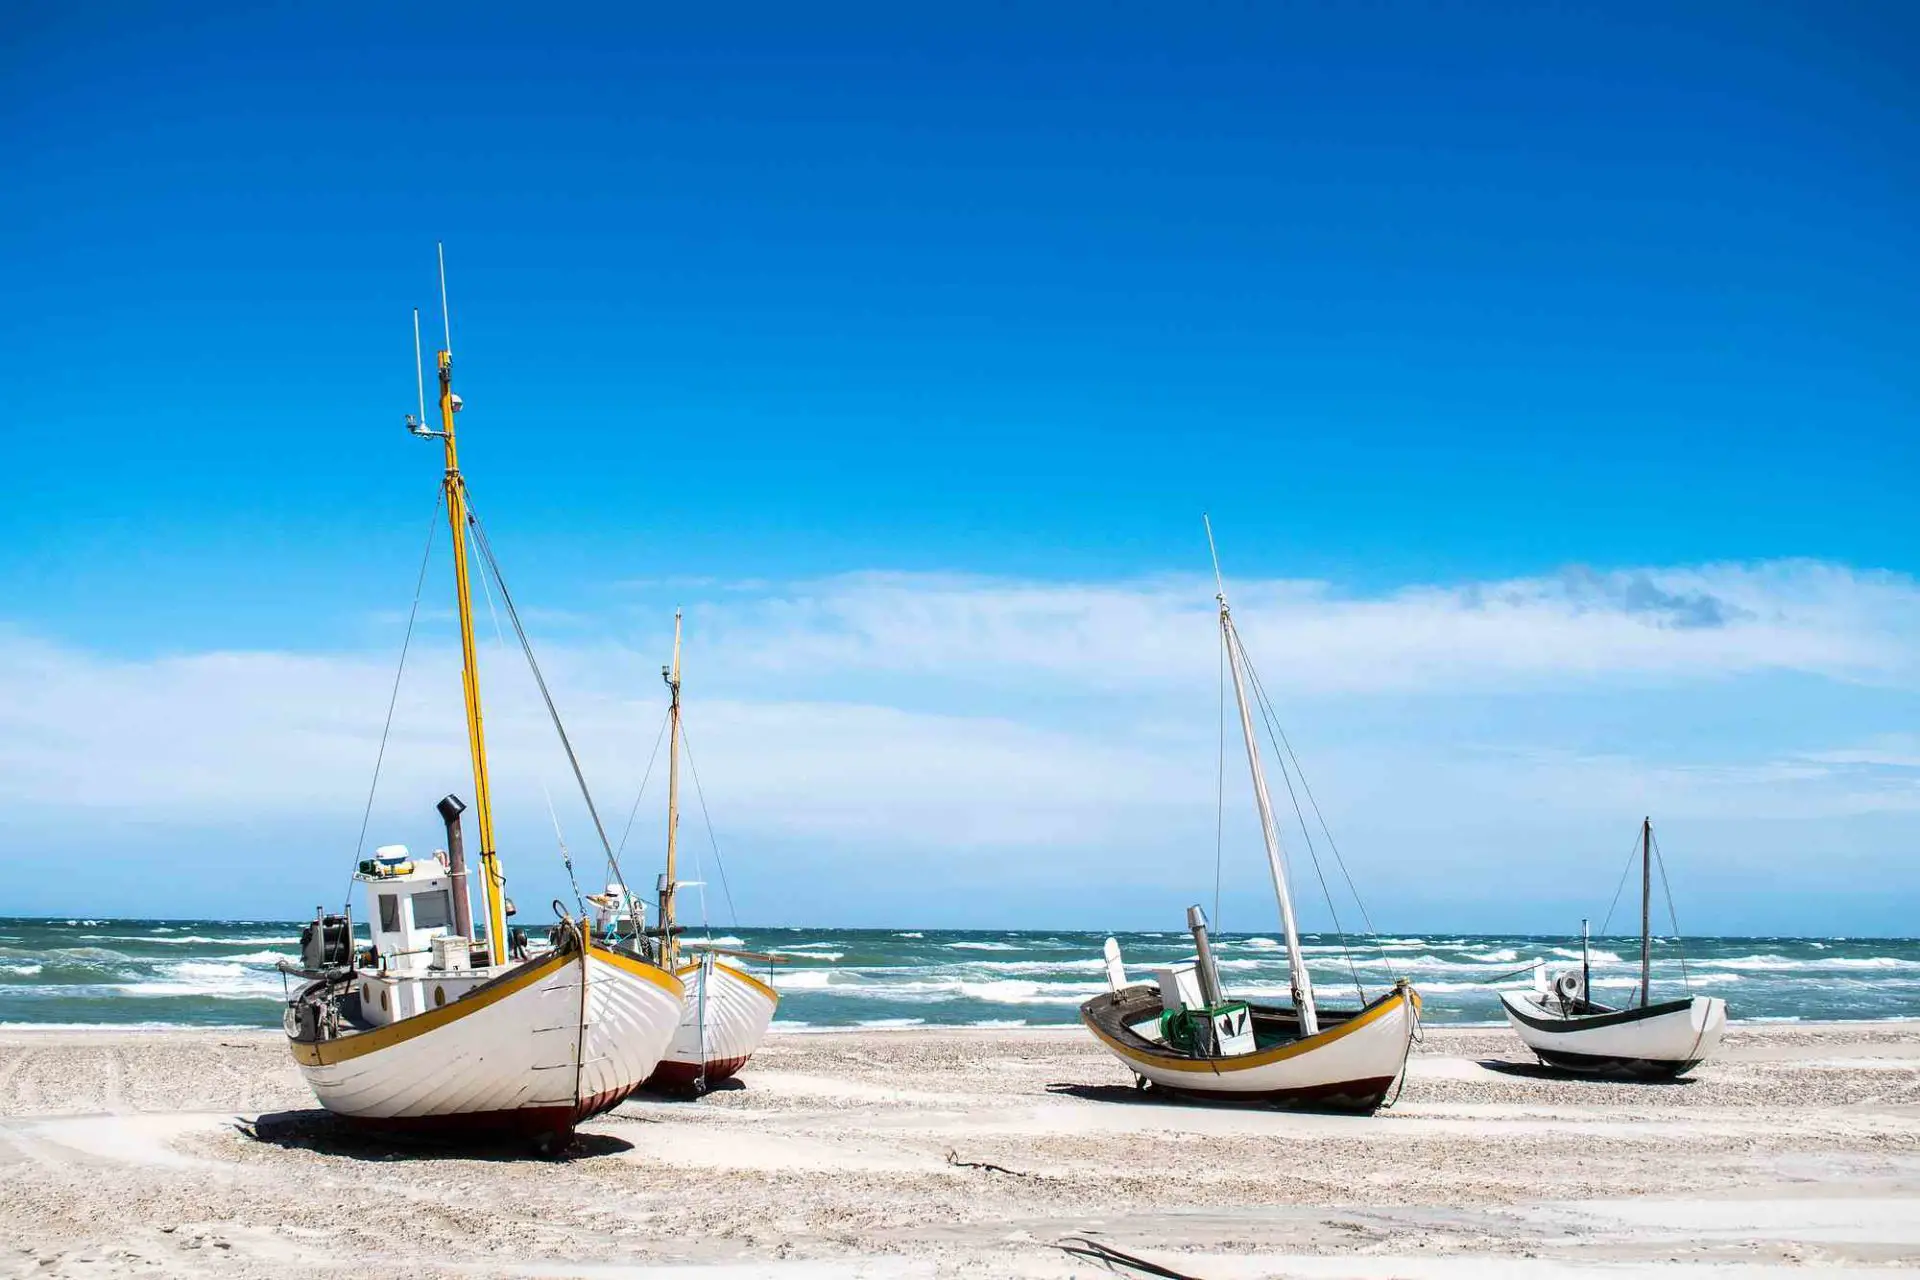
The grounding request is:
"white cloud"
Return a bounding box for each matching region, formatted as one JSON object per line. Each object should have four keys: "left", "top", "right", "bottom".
{"left": 682, "top": 559, "right": 1920, "bottom": 697}
{"left": 1, "top": 556, "right": 1916, "bottom": 924}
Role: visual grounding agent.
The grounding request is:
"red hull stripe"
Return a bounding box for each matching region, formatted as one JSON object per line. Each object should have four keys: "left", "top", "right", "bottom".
{"left": 645, "top": 1054, "right": 752, "bottom": 1090}
{"left": 1154, "top": 1075, "right": 1398, "bottom": 1108}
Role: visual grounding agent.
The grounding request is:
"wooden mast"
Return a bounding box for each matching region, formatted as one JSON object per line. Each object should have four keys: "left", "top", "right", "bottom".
{"left": 660, "top": 610, "right": 685, "bottom": 969}
{"left": 1207, "top": 518, "right": 1319, "bottom": 1037}
{"left": 1640, "top": 816, "right": 1652, "bottom": 1009}
{"left": 425, "top": 248, "right": 508, "bottom": 967}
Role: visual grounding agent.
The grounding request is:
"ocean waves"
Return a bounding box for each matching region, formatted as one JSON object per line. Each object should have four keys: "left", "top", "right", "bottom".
{"left": 1, "top": 918, "right": 1915, "bottom": 1030}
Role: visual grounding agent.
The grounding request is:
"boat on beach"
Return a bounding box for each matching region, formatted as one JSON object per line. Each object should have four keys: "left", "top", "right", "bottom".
{"left": 282, "top": 261, "right": 683, "bottom": 1148}
{"left": 586, "top": 611, "right": 780, "bottom": 1095}
{"left": 642, "top": 613, "right": 779, "bottom": 1093}
{"left": 1079, "top": 521, "right": 1419, "bottom": 1111}
{"left": 1501, "top": 818, "right": 1727, "bottom": 1078}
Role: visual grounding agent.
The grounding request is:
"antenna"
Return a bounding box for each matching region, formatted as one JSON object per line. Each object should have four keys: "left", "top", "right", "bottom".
{"left": 1203, "top": 513, "right": 1227, "bottom": 603}
{"left": 437, "top": 241, "right": 453, "bottom": 358}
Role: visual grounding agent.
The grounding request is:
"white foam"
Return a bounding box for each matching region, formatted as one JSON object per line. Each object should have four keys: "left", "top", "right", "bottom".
{"left": 772, "top": 970, "right": 837, "bottom": 990}
{"left": 225, "top": 951, "right": 295, "bottom": 965}
{"left": 946, "top": 941, "right": 1020, "bottom": 952}
{"left": 82, "top": 935, "right": 296, "bottom": 946}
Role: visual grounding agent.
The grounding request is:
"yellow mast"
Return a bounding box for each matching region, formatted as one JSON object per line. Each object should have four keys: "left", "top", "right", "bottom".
{"left": 435, "top": 346, "right": 510, "bottom": 967}
{"left": 660, "top": 610, "right": 684, "bottom": 969}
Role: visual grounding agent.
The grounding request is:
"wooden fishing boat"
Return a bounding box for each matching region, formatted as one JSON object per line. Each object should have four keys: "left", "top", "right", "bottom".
{"left": 644, "top": 613, "right": 780, "bottom": 1093}
{"left": 282, "top": 257, "right": 683, "bottom": 1148}
{"left": 1079, "top": 522, "right": 1419, "bottom": 1111}
{"left": 1501, "top": 819, "right": 1727, "bottom": 1078}
{"left": 650, "top": 951, "right": 781, "bottom": 1092}
{"left": 590, "top": 611, "right": 781, "bottom": 1094}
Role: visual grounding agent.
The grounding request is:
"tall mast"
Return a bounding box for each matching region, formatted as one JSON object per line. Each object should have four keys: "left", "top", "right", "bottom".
{"left": 416, "top": 248, "right": 508, "bottom": 966}
{"left": 1207, "top": 518, "right": 1318, "bottom": 1036}
{"left": 1640, "top": 816, "right": 1652, "bottom": 1009}
{"left": 660, "top": 610, "right": 684, "bottom": 969}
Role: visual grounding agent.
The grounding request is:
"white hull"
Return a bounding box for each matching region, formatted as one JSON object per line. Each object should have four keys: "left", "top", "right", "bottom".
{"left": 1083, "top": 986, "right": 1419, "bottom": 1108}
{"left": 647, "top": 958, "right": 780, "bottom": 1091}
{"left": 289, "top": 944, "right": 682, "bottom": 1137}
{"left": 1501, "top": 992, "right": 1726, "bottom": 1075}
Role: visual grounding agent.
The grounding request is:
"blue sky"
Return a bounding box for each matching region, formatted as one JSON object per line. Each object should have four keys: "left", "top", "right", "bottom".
{"left": 2, "top": 4, "right": 1916, "bottom": 932}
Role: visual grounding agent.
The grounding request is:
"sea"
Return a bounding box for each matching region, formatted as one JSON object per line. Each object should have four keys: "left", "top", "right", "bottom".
{"left": 2, "top": 918, "right": 1916, "bottom": 1030}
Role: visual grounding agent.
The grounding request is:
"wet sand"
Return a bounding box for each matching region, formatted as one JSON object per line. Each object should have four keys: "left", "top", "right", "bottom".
{"left": 1, "top": 1021, "right": 1916, "bottom": 1277}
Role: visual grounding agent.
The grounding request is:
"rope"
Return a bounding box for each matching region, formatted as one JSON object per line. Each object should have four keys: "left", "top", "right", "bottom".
{"left": 1231, "top": 617, "right": 1366, "bottom": 1002}
{"left": 1650, "top": 827, "right": 1691, "bottom": 992}
{"left": 464, "top": 501, "right": 638, "bottom": 915}
{"left": 343, "top": 496, "right": 442, "bottom": 914}
{"left": 1595, "top": 825, "right": 1645, "bottom": 939}
{"left": 678, "top": 722, "right": 740, "bottom": 927}
{"left": 1380, "top": 985, "right": 1423, "bottom": 1110}
{"left": 465, "top": 517, "right": 582, "bottom": 917}
{"left": 1231, "top": 616, "right": 1395, "bottom": 992}
{"left": 614, "top": 708, "right": 672, "bottom": 862}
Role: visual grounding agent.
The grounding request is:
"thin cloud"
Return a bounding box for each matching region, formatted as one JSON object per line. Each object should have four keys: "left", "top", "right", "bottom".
{"left": 0, "top": 557, "right": 1915, "bottom": 922}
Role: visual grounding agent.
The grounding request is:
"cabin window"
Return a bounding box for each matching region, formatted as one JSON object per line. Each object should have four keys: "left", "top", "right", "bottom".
{"left": 378, "top": 894, "right": 399, "bottom": 933}
{"left": 412, "top": 889, "right": 453, "bottom": 931}
{"left": 434, "top": 986, "right": 446, "bottom": 1007}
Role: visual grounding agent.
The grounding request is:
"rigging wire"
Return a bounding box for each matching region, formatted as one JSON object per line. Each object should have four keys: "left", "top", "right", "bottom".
{"left": 464, "top": 519, "right": 583, "bottom": 917}
{"left": 1650, "top": 827, "right": 1692, "bottom": 992}
{"left": 343, "top": 495, "right": 442, "bottom": 914}
{"left": 613, "top": 707, "right": 672, "bottom": 862}
{"left": 464, "top": 500, "right": 643, "bottom": 917}
{"left": 1230, "top": 616, "right": 1367, "bottom": 1001}
{"left": 1595, "top": 826, "right": 1648, "bottom": 939}
{"left": 677, "top": 722, "right": 740, "bottom": 928}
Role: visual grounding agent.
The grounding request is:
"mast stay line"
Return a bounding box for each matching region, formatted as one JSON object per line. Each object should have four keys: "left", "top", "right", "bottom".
{"left": 344, "top": 494, "right": 443, "bottom": 913}
{"left": 465, "top": 506, "right": 638, "bottom": 914}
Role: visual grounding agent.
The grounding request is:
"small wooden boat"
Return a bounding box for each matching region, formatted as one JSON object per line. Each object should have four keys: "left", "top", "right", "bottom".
{"left": 650, "top": 950, "right": 781, "bottom": 1092}
{"left": 1079, "top": 522, "right": 1419, "bottom": 1111}
{"left": 616, "top": 612, "right": 781, "bottom": 1095}
{"left": 283, "top": 262, "right": 682, "bottom": 1148}
{"left": 1500, "top": 819, "right": 1727, "bottom": 1078}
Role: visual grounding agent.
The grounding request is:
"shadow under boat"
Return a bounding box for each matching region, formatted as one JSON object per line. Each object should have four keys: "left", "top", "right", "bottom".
{"left": 235, "top": 1109, "right": 635, "bottom": 1162}
{"left": 1474, "top": 1057, "right": 1700, "bottom": 1085}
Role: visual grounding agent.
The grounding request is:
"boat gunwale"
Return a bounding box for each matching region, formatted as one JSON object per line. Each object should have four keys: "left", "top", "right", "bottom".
{"left": 288, "top": 943, "right": 680, "bottom": 1068}
{"left": 1079, "top": 983, "right": 1416, "bottom": 1075}
{"left": 1499, "top": 990, "right": 1705, "bottom": 1036}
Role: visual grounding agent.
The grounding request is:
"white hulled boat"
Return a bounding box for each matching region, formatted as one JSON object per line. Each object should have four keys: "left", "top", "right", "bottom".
{"left": 283, "top": 260, "right": 682, "bottom": 1148}
{"left": 643, "top": 612, "right": 779, "bottom": 1093}
{"left": 588, "top": 612, "right": 780, "bottom": 1095}
{"left": 1501, "top": 818, "right": 1727, "bottom": 1078}
{"left": 1080, "top": 522, "right": 1419, "bottom": 1111}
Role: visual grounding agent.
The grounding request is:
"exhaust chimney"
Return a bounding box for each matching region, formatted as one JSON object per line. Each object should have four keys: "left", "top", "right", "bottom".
{"left": 1186, "top": 904, "right": 1225, "bottom": 1008}
{"left": 436, "top": 794, "right": 473, "bottom": 941}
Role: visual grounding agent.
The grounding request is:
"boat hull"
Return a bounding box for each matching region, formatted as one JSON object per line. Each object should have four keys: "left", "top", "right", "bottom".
{"left": 1500, "top": 991, "right": 1727, "bottom": 1078}
{"left": 645, "top": 958, "right": 780, "bottom": 1093}
{"left": 1080, "top": 985, "right": 1419, "bottom": 1111}
{"left": 287, "top": 943, "right": 683, "bottom": 1142}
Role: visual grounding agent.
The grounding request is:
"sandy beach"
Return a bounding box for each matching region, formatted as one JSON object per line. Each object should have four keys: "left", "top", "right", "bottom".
{"left": 0, "top": 1021, "right": 1916, "bottom": 1278}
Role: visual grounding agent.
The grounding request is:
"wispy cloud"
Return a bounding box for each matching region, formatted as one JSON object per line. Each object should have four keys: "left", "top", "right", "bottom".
{"left": 683, "top": 559, "right": 1919, "bottom": 696}
{"left": 1, "top": 557, "right": 1915, "bottom": 926}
